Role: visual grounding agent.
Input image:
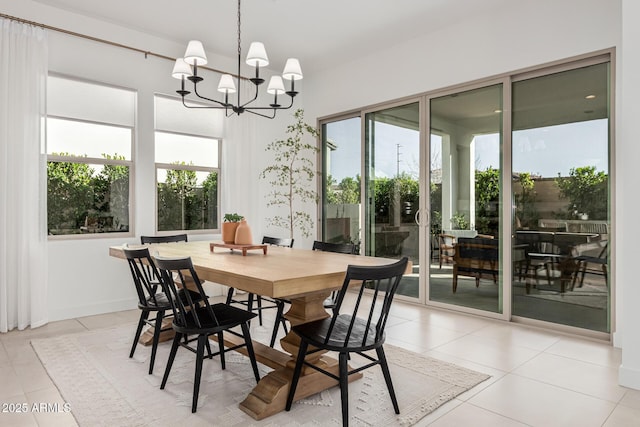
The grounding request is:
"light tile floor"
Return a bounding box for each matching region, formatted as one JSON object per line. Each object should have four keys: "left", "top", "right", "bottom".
{"left": 0, "top": 300, "right": 638, "bottom": 427}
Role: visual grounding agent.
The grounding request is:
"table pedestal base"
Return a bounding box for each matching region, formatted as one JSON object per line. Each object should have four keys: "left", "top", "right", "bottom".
{"left": 216, "top": 292, "right": 366, "bottom": 420}
{"left": 239, "top": 357, "right": 362, "bottom": 420}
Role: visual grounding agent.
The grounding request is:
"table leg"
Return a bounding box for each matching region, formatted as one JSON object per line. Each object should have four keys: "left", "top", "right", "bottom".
{"left": 235, "top": 292, "right": 362, "bottom": 420}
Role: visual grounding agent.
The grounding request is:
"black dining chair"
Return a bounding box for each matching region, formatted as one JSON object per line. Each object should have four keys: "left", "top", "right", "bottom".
{"left": 285, "top": 257, "right": 409, "bottom": 426}
{"left": 312, "top": 240, "right": 357, "bottom": 310}
{"left": 141, "top": 233, "right": 204, "bottom": 301}
{"left": 226, "top": 236, "right": 294, "bottom": 347}
{"left": 123, "top": 246, "right": 203, "bottom": 375}
{"left": 141, "top": 234, "right": 188, "bottom": 244}
{"left": 154, "top": 255, "right": 260, "bottom": 413}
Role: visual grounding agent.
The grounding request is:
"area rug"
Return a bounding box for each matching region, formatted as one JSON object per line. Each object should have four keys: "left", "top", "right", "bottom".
{"left": 31, "top": 324, "right": 489, "bottom": 426}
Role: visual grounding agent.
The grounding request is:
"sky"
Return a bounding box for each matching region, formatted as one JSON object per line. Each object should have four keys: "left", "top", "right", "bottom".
{"left": 326, "top": 117, "right": 609, "bottom": 181}
{"left": 47, "top": 118, "right": 219, "bottom": 184}
{"left": 50, "top": 112, "right": 608, "bottom": 185}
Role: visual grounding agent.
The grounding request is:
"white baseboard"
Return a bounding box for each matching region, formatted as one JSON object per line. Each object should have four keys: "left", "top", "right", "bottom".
{"left": 619, "top": 364, "right": 640, "bottom": 391}
{"left": 48, "top": 298, "right": 138, "bottom": 322}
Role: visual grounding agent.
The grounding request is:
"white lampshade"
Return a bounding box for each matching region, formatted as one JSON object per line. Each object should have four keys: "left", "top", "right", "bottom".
{"left": 282, "top": 58, "right": 303, "bottom": 81}
{"left": 267, "top": 76, "right": 286, "bottom": 95}
{"left": 217, "top": 74, "right": 237, "bottom": 93}
{"left": 184, "top": 40, "right": 208, "bottom": 66}
{"left": 171, "top": 58, "right": 193, "bottom": 79}
{"left": 245, "top": 42, "right": 269, "bottom": 67}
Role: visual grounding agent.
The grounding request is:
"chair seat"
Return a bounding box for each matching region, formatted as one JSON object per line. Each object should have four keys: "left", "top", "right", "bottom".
{"left": 173, "top": 303, "right": 257, "bottom": 335}
{"left": 140, "top": 293, "right": 171, "bottom": 310}
{"left": 140, "top": 288, "right": 204, "bottom": 311}
{"left": 293, "top": 314, "right": 381, "bottom": 352}
{"left": 576, "top": 255, "right": 606, "bottom": 264}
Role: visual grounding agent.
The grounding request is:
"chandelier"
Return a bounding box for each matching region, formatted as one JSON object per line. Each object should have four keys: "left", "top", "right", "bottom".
{"left": 170, "top": 0, "right": 302, "bottom": 119}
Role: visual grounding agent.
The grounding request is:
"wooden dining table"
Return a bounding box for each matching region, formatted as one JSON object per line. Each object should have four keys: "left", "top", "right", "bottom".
{"left": 109, "top": 240, "right": 410, "bottom": 420}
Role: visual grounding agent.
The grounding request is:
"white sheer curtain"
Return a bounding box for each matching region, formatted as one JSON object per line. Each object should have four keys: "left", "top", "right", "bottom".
{"left": 223, "top": 82, "right": 259, "bottom": 226}
{"left": 0, "top": 18, "right": 49, "bottom": 332}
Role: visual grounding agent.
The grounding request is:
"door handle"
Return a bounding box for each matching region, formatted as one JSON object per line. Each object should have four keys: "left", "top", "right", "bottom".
{"left": 415, "top": 209, "right": 429, "bottom": 226}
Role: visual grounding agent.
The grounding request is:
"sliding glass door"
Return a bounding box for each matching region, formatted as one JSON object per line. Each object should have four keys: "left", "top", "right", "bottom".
{"left": 428, "top": 84, "right": 504, "bottom": 313}
{"left": 319, "top": 54, "right": 612, "bottom": 334}
{"left": 364, "top": 102, "right": 420, "bottom": 299}
{"left": 511, "top": 62, "right": 610, "bottom": 332}
{"left": 321, "top": 116, "right": 362, "bottom": 249}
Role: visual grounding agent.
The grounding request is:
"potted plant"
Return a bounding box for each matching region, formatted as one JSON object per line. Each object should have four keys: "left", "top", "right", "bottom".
{"left": 260, "top": 109, "right": 319, "bottom": 239}
{"left": 222, "top": 213, "right": 243, "bottom": 244}
{"left": 451, "top": 212, "right": 469, "bottom": 230}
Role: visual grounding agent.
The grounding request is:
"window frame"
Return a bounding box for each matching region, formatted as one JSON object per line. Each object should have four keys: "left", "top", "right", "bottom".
{"left": 46, "top": 75, "right": 136, "bottom": 240}
{"left": 154, "top": 129, "right": 221, "bottom": 235}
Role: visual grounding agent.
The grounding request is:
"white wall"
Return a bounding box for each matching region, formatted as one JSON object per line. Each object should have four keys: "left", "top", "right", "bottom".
{"left": 305, "top": 0, "right": 619, "bottom": 118}
{"left": 618, "top": 0, "right": 640, "bottom": 390}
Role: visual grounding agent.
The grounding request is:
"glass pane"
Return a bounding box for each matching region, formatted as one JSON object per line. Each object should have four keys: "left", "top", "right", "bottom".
{"left": 157, "top": 169, "right": 218, "bottom": 231}
{"left": 429, "top": 84, "right": 503, "bottom": 313}
{"left": 47, "top": 118, "right": 132, "bottom": 160}
{"left": 365, "top": 102, "right": 420, "bottom": 299}
{"left": 47, "top": 161, "right": 130, "bottom": 235}
{"left": 322, "top": 117, "right": 361, "bottom": 250}
{"left": 155, "top": 132, "right": 219, "bottom": 168}
{"left": 512, "top": 63, "right": 610, "bottom": 332}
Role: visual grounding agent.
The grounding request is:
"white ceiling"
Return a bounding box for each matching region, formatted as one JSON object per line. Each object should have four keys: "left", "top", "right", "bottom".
{"left": 33, "top": 0, "right": 511, "bottom": 72}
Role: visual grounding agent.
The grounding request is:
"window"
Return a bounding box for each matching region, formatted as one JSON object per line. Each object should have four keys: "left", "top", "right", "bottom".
{"left": 46, "top": 75, "right": 135, "bottom": 236}
{"left": 154, "top": 95, "right": 222, "bottom": 232}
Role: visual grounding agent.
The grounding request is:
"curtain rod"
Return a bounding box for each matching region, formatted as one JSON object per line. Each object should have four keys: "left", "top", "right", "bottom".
{"left": 0, "top": 12, "right": 246, "bottom": 80}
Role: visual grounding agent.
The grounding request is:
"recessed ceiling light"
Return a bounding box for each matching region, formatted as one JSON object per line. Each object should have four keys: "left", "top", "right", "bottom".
{"left": 585, "top": 94, "right": 596, "bottom": 99}
{"left": 494, "top": 109, "right": 502, "bottom": 113}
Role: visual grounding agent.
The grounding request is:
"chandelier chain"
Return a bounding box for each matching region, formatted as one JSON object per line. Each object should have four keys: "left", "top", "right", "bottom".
{"left": 237, "top": 0, "right": 241, "bottom": 57}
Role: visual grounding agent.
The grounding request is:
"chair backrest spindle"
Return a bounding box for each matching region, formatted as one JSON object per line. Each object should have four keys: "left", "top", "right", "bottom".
{"left": 154, "top": 256, "right": 217, "bottom": 330}
{"left": 312, "top": 240, "right": 356, "bottom": 254}
{"left": 124, "top": 247, "right": 162, "bottom": 307}
{"left": 141, "top": 234, "right": 188, "bottom": 244}
{"left": 327, "top": 257, "right": 408, "bottom": 348}
{"left": 262, "top": 236, "right": 294, "bottom": 248}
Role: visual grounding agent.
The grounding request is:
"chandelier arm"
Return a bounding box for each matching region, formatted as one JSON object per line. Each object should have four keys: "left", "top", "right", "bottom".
{"left": 243, "top": 96, "right": 295, "bottom": 111}
{"left": 181, "top": 97, "right": 226, "bottom": 109}
{"left": 193, "top": 84, "right": 229, "bottom": 108}
{"left": 246, "top": 108, "right": 277, "bottom": 119}
{"left": 238, "top": 83, "right": 260, "bottom": 109}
